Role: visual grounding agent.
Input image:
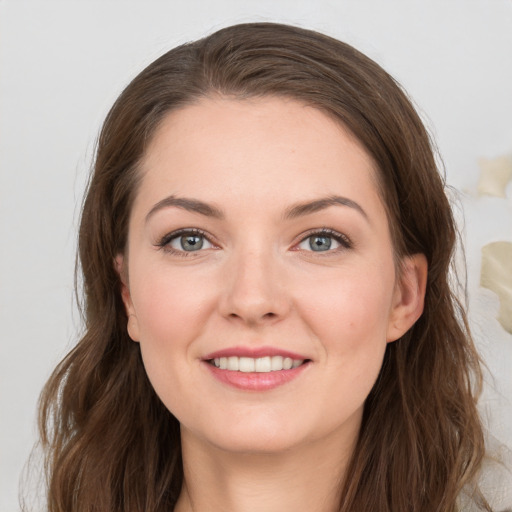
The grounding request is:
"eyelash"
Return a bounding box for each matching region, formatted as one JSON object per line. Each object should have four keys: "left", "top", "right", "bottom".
{"left": 297, "top": 228, "right": 353, "bottom": 252}
{"left": 155, "top": 228, "right": 352, "bottom": 257}
{"left": 155, "top": 228, "right": 214, "bottom": 257}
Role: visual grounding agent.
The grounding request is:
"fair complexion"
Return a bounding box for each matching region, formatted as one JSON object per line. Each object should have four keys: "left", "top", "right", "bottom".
{"left": 117, "top": 97, "right": 427, "bottom": 512}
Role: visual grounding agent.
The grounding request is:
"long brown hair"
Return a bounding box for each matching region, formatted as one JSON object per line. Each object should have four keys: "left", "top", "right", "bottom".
{"left": 37, "top": 23, "right": 488, "bottom": 511}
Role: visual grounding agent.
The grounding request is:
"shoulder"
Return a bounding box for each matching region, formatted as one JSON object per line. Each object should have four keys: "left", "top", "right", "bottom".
{"left": 480, "top": 444, "right": 512, "bottom": 512}
{"left": 460, "top": 438, "right": 512, "bottom": 511}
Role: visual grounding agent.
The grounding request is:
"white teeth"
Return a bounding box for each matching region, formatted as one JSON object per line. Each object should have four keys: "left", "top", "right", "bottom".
{"left": 227, "top": 356, "right": 239, "bottom": 371}
{"left": 255, "top": 356, "right": 271, "bottom": 372}
{"left": 271, "top": 356, "right": 284, "bottom": 371}
{"left": 211, "top": 355, "right": 304, "bottom": 372}
{"left": 239, "top": 357, "right": 255, "bottom": 372}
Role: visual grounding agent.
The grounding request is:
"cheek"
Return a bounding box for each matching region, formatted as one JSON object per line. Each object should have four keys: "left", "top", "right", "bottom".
{"left": 130, "top": 265, "right": 215, "bottom": 417}
{"left": 297, "top": 262, "right": 395, "bottom": 401}
{"left": 131, "top": 263, "right": 214, "bottom": 345}
{"left": 128, "top": 264, "right": 217, "bottom": 404}
{"left": 301, "top": 266, "right": 394, "bottom": 344}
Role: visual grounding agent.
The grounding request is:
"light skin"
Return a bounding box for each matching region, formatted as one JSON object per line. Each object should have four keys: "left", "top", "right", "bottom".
{"left": 117, "top": 96, "right": 427, "bottom": 512}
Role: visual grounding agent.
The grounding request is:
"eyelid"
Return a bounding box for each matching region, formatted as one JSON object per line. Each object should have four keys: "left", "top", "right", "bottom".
{"left": 155, "top": 228, "right": 218, "bottom": 255}
{"left": 154, "top": 227, "right": 352, "bottom": 255}
{"left": 293, "top": 228, "right": 352, "bottom": 251}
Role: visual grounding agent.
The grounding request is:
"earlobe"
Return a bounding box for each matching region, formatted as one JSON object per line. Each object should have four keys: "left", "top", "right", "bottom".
{"left": 386, "top": 254, "right": 428, "bottom": 343}
{"left": 114, "top": 254, "right": 141, "bottom": 342}
{"left": 126, "top": 313, "right": 141, "bottom": 343}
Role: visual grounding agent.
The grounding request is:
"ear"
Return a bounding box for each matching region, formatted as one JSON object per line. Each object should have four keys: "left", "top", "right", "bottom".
{"left": 114, "top": 254, "right": 140, "bottom": 342}
{"left": 386, "top": 253, "right": 428, "bottom": 343}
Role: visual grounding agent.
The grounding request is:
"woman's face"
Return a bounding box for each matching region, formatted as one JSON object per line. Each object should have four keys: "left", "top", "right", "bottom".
{"left": 118, "top": 97, "right": 425, "bottom": 454}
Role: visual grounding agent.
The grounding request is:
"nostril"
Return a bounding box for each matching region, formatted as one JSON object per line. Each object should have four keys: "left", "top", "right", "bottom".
{"left": 227, "top": 311, "right": 278, "bottom": 323}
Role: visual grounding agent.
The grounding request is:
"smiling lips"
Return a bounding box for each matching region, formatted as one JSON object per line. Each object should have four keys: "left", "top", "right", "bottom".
{"left": 203, "top": 348, "right": 310, "bottom": 391}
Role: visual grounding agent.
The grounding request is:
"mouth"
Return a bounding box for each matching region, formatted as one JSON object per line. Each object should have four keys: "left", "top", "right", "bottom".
{"left": 202, "top": 348, "right": 311, "bottom": 390}
{"left": 208, "top": 355, "right": 307, "bottom": 372}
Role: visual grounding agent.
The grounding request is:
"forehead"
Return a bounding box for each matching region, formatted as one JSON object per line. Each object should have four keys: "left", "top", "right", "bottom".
{"left": 135, "top": 96, "right": 385, "bottom": 219}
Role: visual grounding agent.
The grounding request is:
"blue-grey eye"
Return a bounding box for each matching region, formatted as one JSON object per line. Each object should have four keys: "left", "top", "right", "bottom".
{"left": 169, "top": 233, "right": 212, "bottom": 252}
{"left": 298, "top": 234, "right": 342, "bottom": 252}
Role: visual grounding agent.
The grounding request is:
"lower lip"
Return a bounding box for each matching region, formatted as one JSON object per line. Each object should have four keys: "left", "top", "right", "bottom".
{"left": 204, "top": 361, "right": 310, "bottom": 391}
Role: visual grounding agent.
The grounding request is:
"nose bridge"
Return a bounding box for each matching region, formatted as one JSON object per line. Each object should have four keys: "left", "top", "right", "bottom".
{"left": 221, "top": 240, "right": 289, "bottom": 324}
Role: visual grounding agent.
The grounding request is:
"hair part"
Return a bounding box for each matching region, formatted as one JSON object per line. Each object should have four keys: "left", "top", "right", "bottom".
{"left": 36, "top": 22, "right": 488, "bottom": 511}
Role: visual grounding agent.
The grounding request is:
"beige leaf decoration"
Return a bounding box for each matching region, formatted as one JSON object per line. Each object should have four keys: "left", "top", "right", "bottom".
{"left": 478, "top": 155, "right": 512, "bottom": 198}
{"left": 480, "top": 241, "right": 512, "bottom": 334}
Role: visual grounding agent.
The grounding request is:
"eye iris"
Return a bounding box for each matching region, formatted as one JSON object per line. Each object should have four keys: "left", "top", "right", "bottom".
{"left": 309, "top": 235, "right": 332, "bottom": 251}
{"left": 181, "top": 234, "right": 203, "bottom": 251}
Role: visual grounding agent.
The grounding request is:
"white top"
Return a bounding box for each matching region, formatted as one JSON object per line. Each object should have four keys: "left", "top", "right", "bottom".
{"left": 460, "top": 437, "right": 512, "bottom": 511}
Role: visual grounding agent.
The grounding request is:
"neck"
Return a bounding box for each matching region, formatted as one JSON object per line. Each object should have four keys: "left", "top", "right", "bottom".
{"left": 174, "top": 426, "right": 358, "bottom": 512}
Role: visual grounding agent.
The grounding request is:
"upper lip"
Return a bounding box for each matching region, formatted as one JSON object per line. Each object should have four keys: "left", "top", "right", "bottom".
{"left": 203, "top": 346, "right": 310, "bottom": 360}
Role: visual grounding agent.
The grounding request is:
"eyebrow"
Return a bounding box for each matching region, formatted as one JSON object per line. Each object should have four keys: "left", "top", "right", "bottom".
{"left": 146, "top": 195, "right": 225, "bottom": 222}
{"left": 283, "top": 195, "right": 368, "bottom": 221}
{"left": 145, "top": 194, "right": 368, "bottom": 223}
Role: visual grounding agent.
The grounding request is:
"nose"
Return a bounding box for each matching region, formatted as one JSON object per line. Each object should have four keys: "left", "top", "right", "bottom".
{"left": 218, "top": 247, "right": 291, "bottom": 326}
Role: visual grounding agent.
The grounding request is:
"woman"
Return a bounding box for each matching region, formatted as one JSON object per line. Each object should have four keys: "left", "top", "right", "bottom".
{"left": 38, "top": 22, "right": 494, "bottom": 511}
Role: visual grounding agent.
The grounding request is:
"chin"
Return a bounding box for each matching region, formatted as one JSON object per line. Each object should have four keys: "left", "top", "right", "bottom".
{"left": 183, "top": 414, "right": 311, "bottom": 455}
{"left": 210, "top": 433, "right": 302, "bottom": 455}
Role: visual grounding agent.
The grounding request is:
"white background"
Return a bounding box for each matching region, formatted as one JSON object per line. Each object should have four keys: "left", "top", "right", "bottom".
{"left": 1, "top": 1, "right": 511, "bottom": 509}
